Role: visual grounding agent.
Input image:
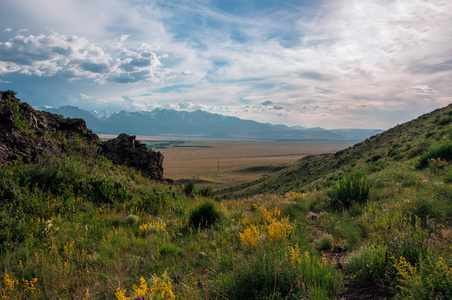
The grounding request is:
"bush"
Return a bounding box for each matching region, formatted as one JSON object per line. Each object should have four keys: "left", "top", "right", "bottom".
{"left": 0, "top": 212, "right": 27, "bottom": 253}
{"left": 314, "top": 233, "right": 333, "bottom": 251}
{"left": 387, "top": 148, "right": 398, "bottom": 157}
{"left": 327, "top": 173, "right": 370, "bottom": 208}
{"left": 416, "top": 142, "right": 452, "bottom": 169}
{"left": 136, "top": 188, "right": 170, "bottom": 215}
{"left": 219, "top": 250, "right": 298, "bottom": 300}
{"left": 183, "top": 180, "right": 196, "bottom": 197}
{"left": 125, "top": 214, "right": 139, "bottom": 226}
{"left": 188, "top": 200, "right": 222, "bottom": 229}
{"left": 87, "top": 178, "right": 131, "bottom": 205}
{"left": 182, "top": 181, "right": 214, "bottom": 198}
{"left": 371, "top": 154, "right": 382, "bottom": 162}
{"left": 198, "top": 186, "right": 214, "bottom": 198}
{"left": 159, "top": 243, "right": 183, "bottom": 256}
{"left": 394, "top": 252, "right": 452, "bottom": 299}
{"left": 435, "top": 117, "right": 452, "bottom": 126}
{"left": 345, "top": 244, "right": 388, "bottom": 284}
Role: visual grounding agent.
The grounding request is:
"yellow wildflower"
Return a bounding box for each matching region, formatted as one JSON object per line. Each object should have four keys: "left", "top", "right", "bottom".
{"left": 150, "top": 270, "right": 175, "bottom": 300}
{"left": 289, "top": 244, "right": 301, "bottom": 268}
{"left": 83, "top": 288, "right": 90, "bottom": 300}
{"left": 238, "top": 225, "right": 261, "bottom": 249}
{"left": 22, "top": 278, "right": 37, "bottom": 296}
{"left": 266, "top": 217, "right": 293, "bottom": 243}
{"left": 133, "top": 277, "right": 148, "bottom": 298}
{"left": 115, "top": 287, "right": 130, "bottom": 300}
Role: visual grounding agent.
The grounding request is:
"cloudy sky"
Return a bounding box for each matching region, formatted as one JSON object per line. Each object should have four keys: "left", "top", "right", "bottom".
{"left": 1, "top": 0, "right": 451, "bottom": 129}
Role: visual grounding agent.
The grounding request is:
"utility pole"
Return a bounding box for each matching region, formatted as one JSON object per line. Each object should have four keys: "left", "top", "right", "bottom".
{"left": 218, "top": 157, "right": 220, "bottom": 171}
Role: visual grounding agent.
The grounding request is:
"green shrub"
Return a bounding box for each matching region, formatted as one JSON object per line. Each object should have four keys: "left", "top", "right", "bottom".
{"left": 345, "top": 244, "right": 388, "bottom": 284}
{"left": 327, "top": 173, "right": 370, "bottom": 208}
{"left": 0, "top": 212, "right": 27, "bottom": 253}
{"left": 386, "top": 218, "right": 429, "bottom": 266}
{"left": 183, "top": 180, "right": 196, "bottom": 197}
{"left": 435, "top": 117, "right": 452, "bottom": 126}
{"left": 445, "top": 169, "right": 452, "bottom": 184}
{"left": 88, "top": 178, "right": 130, "bottom": 205}
{"left": 314, "top": 233, "right": 333, "bottom": 251}
{"left": 136, "top": 188, "right": 169, "bottom": 215}
{"left": 387, "top": 148, "right": 398, "bottom": 157}
{"left": 182, "top": 181, "right": 214, "bottom": 198}
{"left": 188, "top": 200, "right": 222, "bottom": 229}
{"left": 125, "top": 214, "right": 139, "bottom": 226}
{"left": 371, "top": 154, "right": 382, "bottom": 162}
{"left": 198, "top": 186, "right": 214, "bottom": 198}
{"left": 394, "top": 251, "right": 452, "bottom": 299}
{"left": 159, "top": 243, "right": 183, "bottom": 256}
{"left": 219, "top": 250, "right": 298, "bottom": 300}
{"left": 425, "top": 131, "right": 435, "bottom": 139}
{"left": 416, "top": 142, "right": 452, "bottom": 169}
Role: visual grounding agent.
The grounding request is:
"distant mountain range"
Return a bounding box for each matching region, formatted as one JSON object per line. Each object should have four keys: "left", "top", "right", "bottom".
{"left": 38, "top": 105, "right": 383, "bottom": 141}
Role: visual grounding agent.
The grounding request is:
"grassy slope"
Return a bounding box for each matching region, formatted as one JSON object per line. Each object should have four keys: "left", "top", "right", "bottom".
{"left": 218, "top": 104, "right": 452, "bottom": 198}
{"left": 1, "top": 99, "right": 451, "bottom": 299}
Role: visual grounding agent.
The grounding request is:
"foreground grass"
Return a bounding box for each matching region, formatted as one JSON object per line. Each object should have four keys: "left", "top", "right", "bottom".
{"left": 1, "top": 100, "right": 451, "bottom": 298}
{"left": 1, "top": 141, "right": 451, "bottom": 299}
{"left": 0, "top": 148, "right": 342, "bottom": 299}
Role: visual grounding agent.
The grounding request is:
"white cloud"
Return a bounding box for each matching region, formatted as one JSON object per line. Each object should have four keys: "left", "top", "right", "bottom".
{"left": 80, "top": 93, "right": 92, "bottom": 99}
{"left": 409, "top": 85, "right": 439, "bottom": 94}
{"left": 0, "top": 33, "right": 170, "bottom": 84}
{"left": 1, "top": 0, "right": 451, "bottom": 129}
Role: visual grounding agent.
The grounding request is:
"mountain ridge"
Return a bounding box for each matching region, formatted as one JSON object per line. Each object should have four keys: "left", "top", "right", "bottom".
{"left": 40, "top": 105, "right": 382, "bottom": 141}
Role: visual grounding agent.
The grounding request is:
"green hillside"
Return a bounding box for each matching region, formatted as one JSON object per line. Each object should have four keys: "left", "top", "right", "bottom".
{"left": 219, "top": 103, "right": 452, "bottom": 198}
{"left": 1, "top": 93, "right": 452, "bottom": 299}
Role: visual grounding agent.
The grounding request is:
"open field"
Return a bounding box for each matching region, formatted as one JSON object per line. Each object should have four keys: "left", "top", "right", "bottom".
{"left": 102, "top": 135, "right": 354, "bottom": 189}
{"left": 162, "top": 141, "right": 355, "bottom": 188}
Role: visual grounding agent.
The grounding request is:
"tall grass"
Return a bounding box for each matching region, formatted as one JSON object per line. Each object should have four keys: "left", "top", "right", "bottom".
{"left": 327, "top": 172, "right": 370, "bottom": 208}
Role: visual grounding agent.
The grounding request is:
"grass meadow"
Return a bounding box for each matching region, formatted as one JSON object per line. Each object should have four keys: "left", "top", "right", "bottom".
{"left": 1, "top": 104, "right": 451, "bottom": 299}
{"left": 140, "top": 138, "right": 353, "bottom": 188}
{"left": 1, "top": 141, "right": 451, "bottom": 299}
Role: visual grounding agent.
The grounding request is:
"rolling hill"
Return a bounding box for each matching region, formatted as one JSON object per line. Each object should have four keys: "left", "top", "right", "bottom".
{"left": 218, "top": 103, "right": 452, "bottom": 198}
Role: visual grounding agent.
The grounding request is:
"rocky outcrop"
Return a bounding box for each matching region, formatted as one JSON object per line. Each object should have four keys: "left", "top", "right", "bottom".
{"left": 0, "top": 91, "right": 166, "bottom": 181}
{"left": 101, "top": 133, "right": 164, "bottom": 181}
{"left": 0, "top": 90, "right": 101, "bottom": 162}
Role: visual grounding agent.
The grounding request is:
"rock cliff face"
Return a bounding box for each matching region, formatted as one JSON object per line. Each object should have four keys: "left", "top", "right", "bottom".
{"left": 0, "top": 91, "right": 165, "bottom": 181}
{"left": 101, "top": 134, "right": 164, "bottom": 181}
{"left": 0, "top": 90, "right": 100, "bottom": 162}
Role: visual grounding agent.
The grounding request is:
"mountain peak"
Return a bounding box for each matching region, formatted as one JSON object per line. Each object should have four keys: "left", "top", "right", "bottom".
{"left": 38, "top": 105, "right": 383, "bottom": 141}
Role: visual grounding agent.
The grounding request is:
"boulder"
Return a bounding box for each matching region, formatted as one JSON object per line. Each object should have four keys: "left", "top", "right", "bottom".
{"left": 101, "top": 133, "right": 164, "bottom": 181}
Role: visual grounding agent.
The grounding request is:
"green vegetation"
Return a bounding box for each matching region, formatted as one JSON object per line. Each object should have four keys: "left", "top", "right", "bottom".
{"left": 3, "top": 92, "right": 30, "bottom": 132}
{"left": 415, "top": 141, "right": 452, "bottom": 169}
{"left": 218, "top": 104, "right": 452, "bottom": 198}
{"left": 0, "top": 97, "right": 451, "bottom": 299}
{"left": 188, "top": 200, "right": 222, "bottom": 229}
{"left": 326, "top": 172, "right": 369, "bottom": 208}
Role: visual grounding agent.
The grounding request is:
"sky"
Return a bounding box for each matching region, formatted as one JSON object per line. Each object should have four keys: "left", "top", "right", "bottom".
{"left": 0, "top": 0, "right": 451, "bottom": 129}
